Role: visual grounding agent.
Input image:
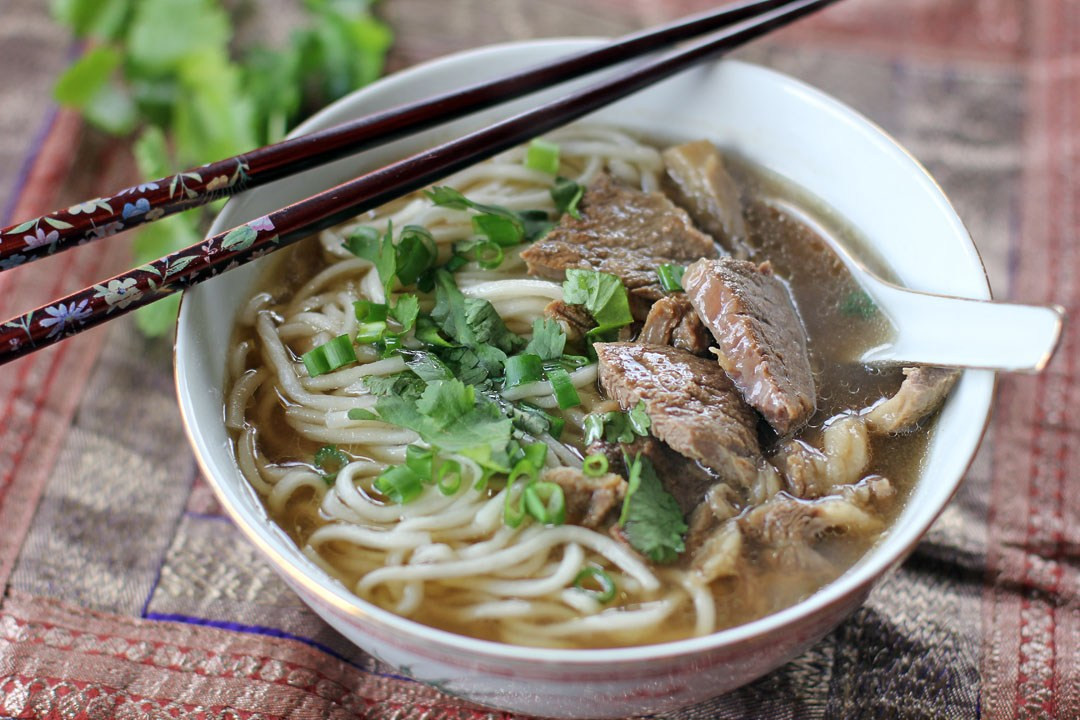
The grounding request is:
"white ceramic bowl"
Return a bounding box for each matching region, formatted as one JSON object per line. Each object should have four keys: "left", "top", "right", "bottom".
{"left": 175, "top": 39, "right": 994, "bottom": 718}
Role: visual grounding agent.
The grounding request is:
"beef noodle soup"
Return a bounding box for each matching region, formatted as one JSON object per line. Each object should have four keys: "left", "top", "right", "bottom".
{"left": 225, "top": 125, "right": 957, "bottom": 648}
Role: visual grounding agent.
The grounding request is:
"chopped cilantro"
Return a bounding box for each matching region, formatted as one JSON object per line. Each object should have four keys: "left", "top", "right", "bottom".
{"left": 524, "top": 317, "right": 566, "bottom": 361}
{"left": 391, "top": 294, "right": 420, "bottom": 333}
{"left": 584, "top": 401, "right": 651, "bottom": 445}
{"left": 425, "top": 186, "right": 551, "bottom": 244}
{"left": 343, "top": 222, "right": 396, "bottom": 298}
{"left": 562, "top": 269, "right": 633, "bottom": 331}
{"left": 619, "top": 454, "right": 687, "bottom": 564}
{"left": 431, "top": 270, "right": 522, "bottom": 354}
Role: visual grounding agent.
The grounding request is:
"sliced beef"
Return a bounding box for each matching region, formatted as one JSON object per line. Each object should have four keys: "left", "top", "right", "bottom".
{"left": 662, "top": 140, "right": 751, "bottom": 258}
{"left": 544, "top": 300, "right": 595, "bottom": 342}
{"left": 521, "top": 174, "right": 719, "bottom": 318}
{"left": 683, "top": 257, "right": 816, "bottom": 435}
{"left": 587, "top": 434, "right": 716, "bottom": 518}
{"left": 594, "top": 342, "right": 765, "bottom": 490}
{"left": 639, "top": 294, "right": 713, "bottom": 356}
{"left": 771, "top": 415, "right": 870, "bottom": 498}
{"left": 864, "top": 366, "right": 960, "bottom": 435}
{"left": 542, "top": 467, "right": 626, "bottom": 529}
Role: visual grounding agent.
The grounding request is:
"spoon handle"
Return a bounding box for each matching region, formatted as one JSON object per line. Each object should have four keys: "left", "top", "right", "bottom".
{"left": 858, "top": 281, "right": 1065, "bottom": 372}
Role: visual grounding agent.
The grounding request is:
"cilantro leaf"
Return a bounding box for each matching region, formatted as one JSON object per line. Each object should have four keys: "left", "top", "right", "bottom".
{"left": 431, "top": 270, "right": 522, "bottom": 354}
{"left": 406, "top": 352, "right": 453, "bottom": 382}
{"left": 524, "top": 317, "right": 566, "bottom": 361}
{"left": 416, "top": 380, "right": 475, "bottom": 429}
{"left": 344, "top": 223, "right": 396, "bottom": 299}
{"left": 363, "top": 373, "right": 424, "bottom": 398}
{"left": 562, "top": 269, "right": 633, "bottom": 329}
{"left": 391, "top": 294, "right": 420, "bottom": 333}
{"left": 426, "top": 186, "right": 551, "bottom": 244}
{"left": 619, "top": 454, "right": 687, "bottom": 564}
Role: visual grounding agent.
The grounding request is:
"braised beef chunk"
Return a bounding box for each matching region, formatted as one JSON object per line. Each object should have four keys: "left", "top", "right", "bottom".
{"left": 594, "top": 342, "right": 764, "bottom": 489}
{"left": 542, "top": 467, "right": 626, "bottom": 529}
{"left": 662, "top": 140, "right": 750, "bottom": 258}
{"left": 544, "top": 300, "right": 595, "bottom": 342}
{"left": 737, "top": 476, "right": 894, "bottom": 572}
{"left": 588, "top": 434, "right": 716, "bottom": 517}
{"left": 683, "top": 257, "right": 816, "bottom": 436}
{"left": 864, "top": 366, "right": 960, "bottom": 435}
{"left": 521, "top": 174, "right": 719, "bottom": 317}
{"left": 639, "top": 295, "right": 713, "bottom": 356}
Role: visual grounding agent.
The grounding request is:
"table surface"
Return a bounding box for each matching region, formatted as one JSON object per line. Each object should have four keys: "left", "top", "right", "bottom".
{"left": 0, "top": 1, "right": 1077, "bottom": 718}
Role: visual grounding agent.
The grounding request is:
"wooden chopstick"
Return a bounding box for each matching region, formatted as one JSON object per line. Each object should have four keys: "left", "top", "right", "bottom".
{"left": 0, "top": 0, "right": 839, "bottom": 365}
{"left": 0, "top": 0, "right": 798, "bottom": 273}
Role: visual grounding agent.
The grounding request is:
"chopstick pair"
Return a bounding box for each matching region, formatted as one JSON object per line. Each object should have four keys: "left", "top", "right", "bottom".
{"left": 0, "top": 0, "right": 839, "bottom": 365}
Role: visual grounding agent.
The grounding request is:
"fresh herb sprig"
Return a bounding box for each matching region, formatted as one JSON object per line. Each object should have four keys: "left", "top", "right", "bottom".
{"left": 50, "top": 0, "right": 393, "bottom": 336}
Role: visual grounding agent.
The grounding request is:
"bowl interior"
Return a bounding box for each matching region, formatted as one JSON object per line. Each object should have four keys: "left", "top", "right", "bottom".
{"left": 176, "top": 39, "right": 994, "bottom": 662}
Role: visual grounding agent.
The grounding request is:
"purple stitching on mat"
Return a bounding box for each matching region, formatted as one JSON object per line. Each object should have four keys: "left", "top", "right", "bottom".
{"left": 140, "top": 463, "right": 200, "bottom": 619}
{"left": 183, "top": 510, "right": 233, "bottom": 523}
{"left": 0, "top": 105, "right": 59, "bottom": 227}
{"left": 144, "top": 612, "right": 415, "bottom": 683}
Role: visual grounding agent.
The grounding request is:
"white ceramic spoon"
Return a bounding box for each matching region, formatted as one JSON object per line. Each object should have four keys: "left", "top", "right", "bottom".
{"left": 809, "top": 221, "right": 1066, "bottom": 372}
{"left": 855, "top": 272, "right": 1064, "bottom": 372}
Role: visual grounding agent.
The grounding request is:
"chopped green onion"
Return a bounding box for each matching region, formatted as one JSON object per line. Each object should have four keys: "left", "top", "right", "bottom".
{"left": 545, "top": 365, "right": 581, "bottom": 409}
{"left": 435, "top": 459, "right": 462, "bottom": 495}
{"left": 504, "top": 353, "right": 544, "bottom": 389}
{"left": 525, "top": 139, "right": 560, "bottom": 175}
{"left": 503, "top": 475, "right": 529, "bottom": 528}
{"left": 355, "top": 321, "right": 387, "bottom": 344}
{"left": 405, "top": 445, "right": 434, "bottom": 482}
{"left": 583, "top": 453, "right": 609, "bottom": 477}
{"left": 523, "top": 482, "right": 566, "bottom": 525}
{"left": 559, "top": 354, "right": 590, "bottom": 370}
{"left": 521, "top": 442, "right": 548, "bottom": 470}
{"left": 551, "top": 177, "right": 584, "bottom": 219}
{"left": 473, "top": 213, "right": 522, "bottom": 247}
{"left": 508, "top": 457, "right": 539, "bottom": 486}
{"left": 374, "top": 465, "right": 424, "bottom": 504}
{"left": 515, "top": 402, "right": 565, "bottom": 440}
{"left": 313, "top": 445, "right": 349, "bottom": 484}
{"left": 301, "top": 334, "right": 357, "bottom": 377}
{"left": 354, "top": 300, "right": 388, "bottom": 323}
{"left": 380, "top": 334, "right": 402, "bottom": 357}
{"left": 444, "top": 254, "right": 468, "bottom": 272}
{"left": 657, "top": 263, "right": 686, "bottom": 293}
{"left": 548, "top": 415, "right": 566, "bottom": 440}
{"left": 473, "top": 240, "right": 505, "bottom": 269}
{"left": 573, "top": 566, "right": 617, "bottom": 603}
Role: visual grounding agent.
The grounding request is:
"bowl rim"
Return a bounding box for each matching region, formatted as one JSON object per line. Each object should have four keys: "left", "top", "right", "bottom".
{"left": 175, "top": 37, "right": 995, "bottom": 665}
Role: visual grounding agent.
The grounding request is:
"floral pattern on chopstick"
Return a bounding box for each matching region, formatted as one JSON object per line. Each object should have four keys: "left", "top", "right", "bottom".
{"left": 0, "top": 157, "right": 253, "bottom": 271}
{"left": 0, "top": 212, "right": 283, "bottom": 362}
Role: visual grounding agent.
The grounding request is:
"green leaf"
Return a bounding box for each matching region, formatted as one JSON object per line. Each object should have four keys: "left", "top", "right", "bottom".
{"left": 416, "top": 379, "right": 475, "bottom": 429}
{"left": 54, "top": 47, "right": 122, "bottom": 107}
{"left": 391, "top": 294, "right": 420, "bottom": 333}
{"left": 134, "top": 293, "right": 182, "bottom": 337}
{"left": 52, "top": 0, "right": 134, "bottom": 40}
{"left": 133, "top": 126, "right": 173, "bottom": 180}
{"left": 344, "top": 224, "right": 396, "bottom": 298}
{"left": 619, "top": 454, "right": 687, "bottom": 564}
{"left": 562, "top": 269, "right": 633, "bottom": 329}
{"left": 126, "top": 0, "right": 231, "bottom": 74}
{"left": 524, "top": 317, "right": 566, "bottom": 361}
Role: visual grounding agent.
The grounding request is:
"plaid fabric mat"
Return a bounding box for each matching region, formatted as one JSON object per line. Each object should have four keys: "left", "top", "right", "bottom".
{"left": 0, "top": 1, "right": 1077, "bottom": 717}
